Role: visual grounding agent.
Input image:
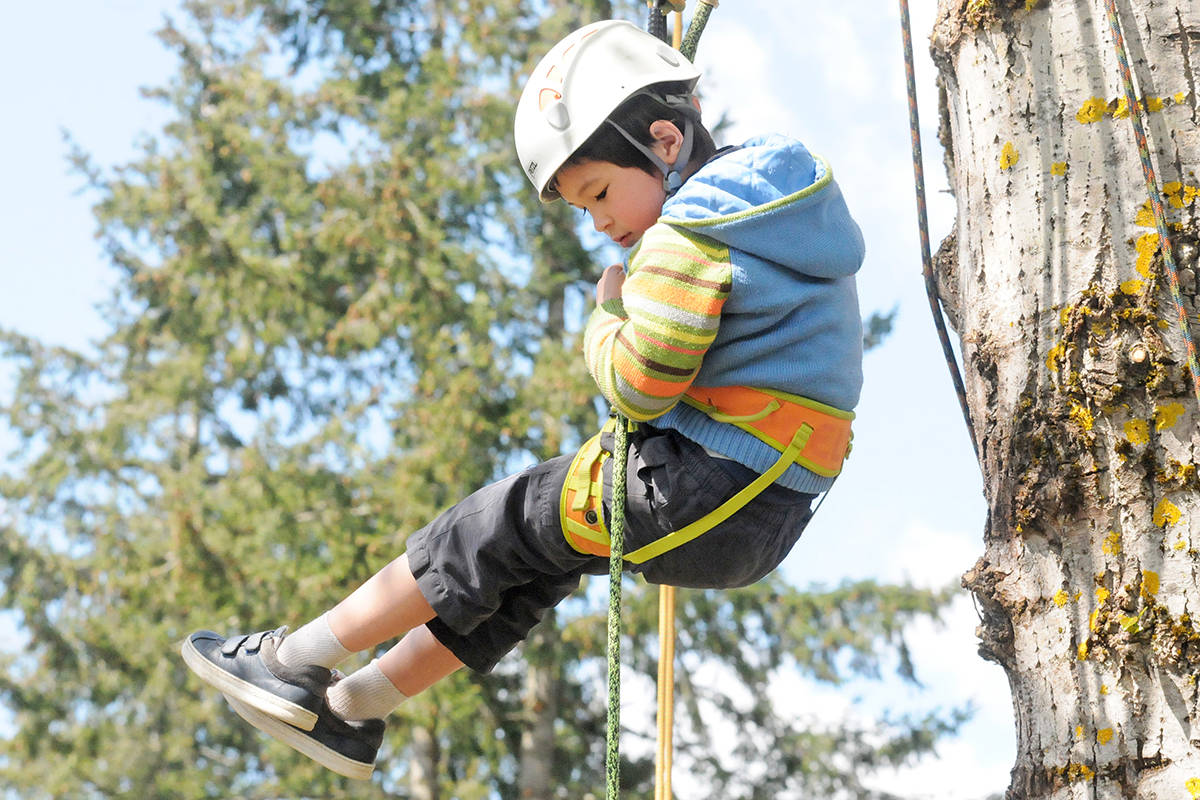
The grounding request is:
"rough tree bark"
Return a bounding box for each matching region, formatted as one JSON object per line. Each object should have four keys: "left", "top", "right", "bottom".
{"left": 931, "top": 0, "right": 1200, "bottom": 797}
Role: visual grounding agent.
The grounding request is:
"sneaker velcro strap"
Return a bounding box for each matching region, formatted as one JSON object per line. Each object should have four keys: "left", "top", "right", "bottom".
{"left": 244, "top": 630, "right": 268, "bottom": 651}
{"left": 221, "top": 633, "right": 251, "bottom": 655}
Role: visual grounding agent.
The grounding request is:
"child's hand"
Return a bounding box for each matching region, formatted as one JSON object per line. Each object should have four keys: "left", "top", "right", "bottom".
{"left": 596, "top": 264, "right": 625, "bottom": 304}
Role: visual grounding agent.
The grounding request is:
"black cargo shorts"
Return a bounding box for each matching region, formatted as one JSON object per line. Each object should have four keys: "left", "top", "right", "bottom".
{"left": 406, "top": 424, "right": 815, "bottom": 672}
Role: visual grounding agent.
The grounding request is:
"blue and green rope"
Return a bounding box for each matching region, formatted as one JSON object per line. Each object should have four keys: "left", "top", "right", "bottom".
{"left": 1102, "top": 0, "right": 1200, "bottom": 406}
{"left": 896, "top": 0, "right": 979, "bottom": 457}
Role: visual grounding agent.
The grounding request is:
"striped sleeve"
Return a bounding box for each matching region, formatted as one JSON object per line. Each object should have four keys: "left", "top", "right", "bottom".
{"left": 583, "top": 222, "right": 732, "bottom": 421}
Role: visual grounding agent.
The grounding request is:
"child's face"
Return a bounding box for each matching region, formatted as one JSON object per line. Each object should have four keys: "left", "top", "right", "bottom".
{"left": 554, "top": 160, "right": 667, "bottom": 249}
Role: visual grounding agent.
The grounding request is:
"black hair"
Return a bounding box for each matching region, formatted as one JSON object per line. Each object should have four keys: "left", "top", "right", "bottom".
{"left": 563, "top": 80, "right": 716, "bottom": 177}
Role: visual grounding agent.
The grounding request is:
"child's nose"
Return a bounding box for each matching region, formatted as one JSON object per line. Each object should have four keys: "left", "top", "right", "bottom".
{"left": 592, "top": 213, "right": 611, "bottom": 234}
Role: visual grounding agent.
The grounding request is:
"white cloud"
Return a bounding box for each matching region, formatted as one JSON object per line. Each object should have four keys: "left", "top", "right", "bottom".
{"left": 694, "top": 22, "right": 802, "bottom": 142}
{"left": 883, "top": 520, "right": 983, "bottom": 588}
{"left": 867, "top": 734, "right": 1012, "bottom": 800}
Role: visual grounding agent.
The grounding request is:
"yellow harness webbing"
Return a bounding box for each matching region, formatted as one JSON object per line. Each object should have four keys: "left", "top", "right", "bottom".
{"left": 559, "top": 386, "right": 853, "bottom": 564}
{"left": 623, "top": 421, "right": 813, "bottom": 563}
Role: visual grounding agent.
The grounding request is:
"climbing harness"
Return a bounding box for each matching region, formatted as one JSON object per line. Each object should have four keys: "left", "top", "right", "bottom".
{"left": 561, "top": 388, "right": 853, "bottom": 563}
{"left": 1100, "top": 0, "right": 1200, "bottom": 406}
{"left": 896, "top": 0, "right": 978, "bottom": 458}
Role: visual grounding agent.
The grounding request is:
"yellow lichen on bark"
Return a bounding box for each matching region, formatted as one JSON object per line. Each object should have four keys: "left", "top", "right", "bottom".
{"left": 1046, "top": 342, "right": 1066, "bottom": 371}
{"left": 1135, "top": 232, "right": 1160, "bottom": 277}
{"left": 1063, "top": 763, "right": 1095, "bottom": 781}
{"left": 1164, "top": 181, "right": 1198, "bottom": 210}
{"left": 1000, "top": 141, "right": 1019, "bottom": 170}
{"left": 966, "top": 0, "right": 992, "bottom": 26}
{"left": 1076, "top": 96, "right": 1107, "bottom": 123}
{"left": 1125, "top": 419, "right": 1150, "bottom": 445}
{"left": 1155, "top": 402, "right": 1184, "bottom": 431}
{"left": 1153, "top": 498, "right": 1181, "bottom": 527}
{"left": 1069, "top": 402, "right": 1094, "bottom": 431}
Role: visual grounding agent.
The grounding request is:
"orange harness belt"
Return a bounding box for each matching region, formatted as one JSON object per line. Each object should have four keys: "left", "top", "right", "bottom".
{"left": 560, "top": 386, "right": 853, "bottom": 562}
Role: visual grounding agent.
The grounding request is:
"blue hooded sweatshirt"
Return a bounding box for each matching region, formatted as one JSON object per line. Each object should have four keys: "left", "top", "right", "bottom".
{"left": 648, "top": 134, "right": 864, "bottom": 493}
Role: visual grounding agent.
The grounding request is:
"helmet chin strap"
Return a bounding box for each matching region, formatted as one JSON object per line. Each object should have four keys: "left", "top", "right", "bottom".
{"left": 605, "top": 115, "right": 695, "bottom": 196}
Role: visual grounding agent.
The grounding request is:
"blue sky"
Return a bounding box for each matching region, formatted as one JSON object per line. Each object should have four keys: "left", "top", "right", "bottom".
{"left": 0, "top": 2, "right": 1010, "bottom": 796}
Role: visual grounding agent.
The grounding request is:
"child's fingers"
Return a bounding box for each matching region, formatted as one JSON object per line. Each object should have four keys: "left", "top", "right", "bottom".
{"left": 596, "top": 264, "right": 625, "bottom": 303}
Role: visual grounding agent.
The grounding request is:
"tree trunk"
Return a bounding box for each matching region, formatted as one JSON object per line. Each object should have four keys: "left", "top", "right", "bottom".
{"left": 411, "top": 720, "right": 441, "bottom": 800}
{"left": 519, "top": 610, "right": 560, "bottom": 800}
{"left": 932, "top": 0, "right": 1200, "bottom": 796}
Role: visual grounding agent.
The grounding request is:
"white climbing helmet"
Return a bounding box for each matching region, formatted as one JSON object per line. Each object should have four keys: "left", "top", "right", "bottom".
{"left": 514, "top": 19, "right": 702, "bottom": 201}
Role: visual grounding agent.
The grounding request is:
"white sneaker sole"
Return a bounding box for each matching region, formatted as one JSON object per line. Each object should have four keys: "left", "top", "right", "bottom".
{"left": 180, "top": 637, "right": 319, "bottom": 731}
{"left": 224, "top": 695, "right": 375, "bottom": 781}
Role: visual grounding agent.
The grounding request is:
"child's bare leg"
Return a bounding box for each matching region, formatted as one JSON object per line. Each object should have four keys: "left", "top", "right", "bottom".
{"left": 277, "top": 552, "right": 437, "bottom": 671}
{"left": 316, "top": 553, "right": 461, "bottom": 714}
{"left": 327, "top": 553, "right": 436, "bottom": 651}
{"left": 378, "top": 625, "right": 464, "bottom": 695}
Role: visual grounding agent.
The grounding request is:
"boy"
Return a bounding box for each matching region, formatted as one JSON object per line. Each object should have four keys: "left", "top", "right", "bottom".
{"left": 182, "top": 19, "right": 863, "bottom": 779}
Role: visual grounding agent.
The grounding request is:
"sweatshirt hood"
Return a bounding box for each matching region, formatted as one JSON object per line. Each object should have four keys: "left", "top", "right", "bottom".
{"left": 659, "top": 134, "right": 865, "bottom": 279}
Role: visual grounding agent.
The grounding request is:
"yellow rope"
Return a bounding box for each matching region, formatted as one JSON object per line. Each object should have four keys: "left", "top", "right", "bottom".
{"left": 654, "top": 20, "right": 682, "bottom": 800}
{"left": 655, "top": 585, "right": 677, "bottom": 799}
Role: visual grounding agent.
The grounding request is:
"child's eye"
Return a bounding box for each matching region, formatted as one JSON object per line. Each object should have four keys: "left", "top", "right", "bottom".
{"left": 595, "top": 188, "right": 607, "bottom": 201}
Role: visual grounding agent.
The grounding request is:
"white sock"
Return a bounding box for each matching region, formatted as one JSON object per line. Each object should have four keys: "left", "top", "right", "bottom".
{"left": 327, "top": 660, "right": 407, "bottom": 721}
{"left": 276, "top": 612, "right": 354, "bottom": 669}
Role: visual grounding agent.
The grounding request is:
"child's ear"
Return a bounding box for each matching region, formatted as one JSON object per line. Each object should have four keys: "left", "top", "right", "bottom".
{"left": 648, "top": 120, "right": 685, "bottom": 166}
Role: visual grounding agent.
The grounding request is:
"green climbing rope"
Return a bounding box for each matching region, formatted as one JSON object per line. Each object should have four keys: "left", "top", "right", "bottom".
{"left": 1101, "top": 0, "right": 1200, "bottom": 406}
{"left": 608, "top": 5, "right": 715, "bottom": 794}
{"left": 606, "top": 416, "right": 629, "bottom": 800}
{"left": 679, "top": 0, "right": 715, "bottom": 61}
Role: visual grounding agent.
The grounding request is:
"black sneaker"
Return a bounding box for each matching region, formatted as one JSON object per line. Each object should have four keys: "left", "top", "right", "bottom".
{"left": 224, "top": 693, "right": 386, "bottom": 780}
{"left": 181, "top": 627, "right": 332, "bottom": 731}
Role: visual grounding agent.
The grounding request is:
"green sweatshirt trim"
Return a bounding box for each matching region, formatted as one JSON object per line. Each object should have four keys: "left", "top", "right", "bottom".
{"left": 662, "top": 155, "right": 834, "bottom": 230}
